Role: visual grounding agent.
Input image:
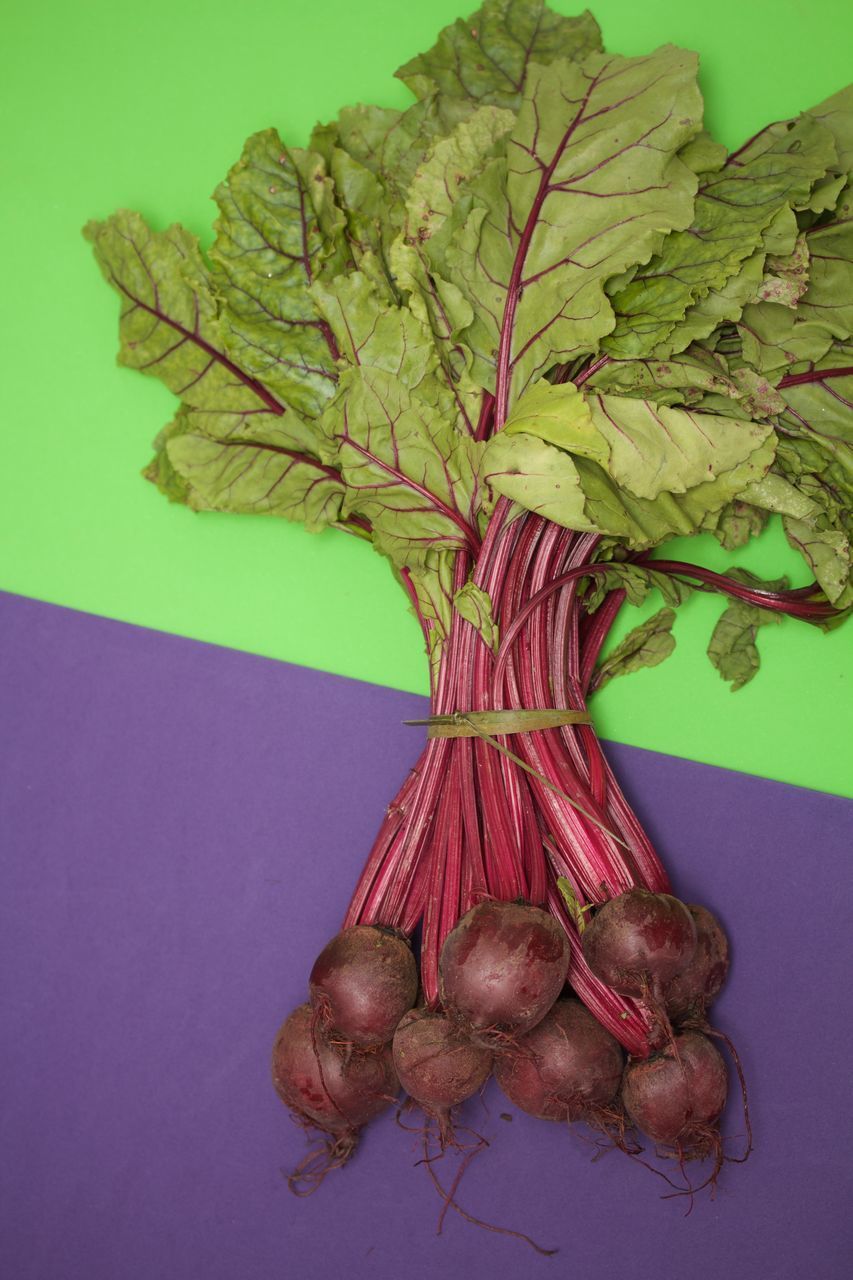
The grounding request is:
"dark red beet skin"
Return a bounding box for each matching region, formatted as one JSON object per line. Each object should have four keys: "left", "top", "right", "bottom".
{"left": 621, "top": 1030, "right": 727, "bottom": 1147}
{"left": 439, "top": 901, "right": 570, "bottom": 1038}
{"left": 393, "top": 1008, "right": 492, "bottom": 1117}
{"left": 665, "top": 904, "right": 729, "bottom": 1022}
{"left": 582, "top": 889, "right": 698, "bottom": 999}
{"left": 494, "top": 998, "right": 624, "bottom": 1122}
{"left": 272, "top": 1003, "right": 399, "bottom": 1134}
{"left": 309, "top": 925, "right": 418, "bottom": 1047}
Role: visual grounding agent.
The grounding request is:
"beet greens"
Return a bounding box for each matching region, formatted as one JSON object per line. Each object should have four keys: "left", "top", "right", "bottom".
{"left": 87, "top": 0, "right": 851, "bottom": 1230}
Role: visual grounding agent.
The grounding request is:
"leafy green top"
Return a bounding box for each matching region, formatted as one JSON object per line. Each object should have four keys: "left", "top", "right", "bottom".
{"left": 86, "top": 0, "right": 852, "bottom": 690}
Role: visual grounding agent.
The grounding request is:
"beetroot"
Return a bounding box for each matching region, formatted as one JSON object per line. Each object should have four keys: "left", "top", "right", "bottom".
{"left": 621, "top": 1030, "right": 727, "bottom": 1149}
{"left": 309, "top": 925, "right": 418, "bottom": 1047}
{"left": 272, "top": 1002, "right": 399, "bottom": 1136}
{"left": 393, "top": 1008, "right": 492, "bottom": 1136}
{"left": 665, "top": 904, "right": 729, "bottom": 1022}
{"left": 582, "top": 889, "right": 698, "bottom": 1000}
{"left": 494, "top": 998, "right": 624, "bottom": 1122}
{"left": 439, "top": 901, "right": 570, "bottom": 1039}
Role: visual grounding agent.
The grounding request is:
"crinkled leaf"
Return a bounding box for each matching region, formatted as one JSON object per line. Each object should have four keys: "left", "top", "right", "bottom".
{"left": 84, "top": 209, "right": 349, "bottom": 530}
{"left": 736, "top": 358, "right": 853, "bottom": 604}
{"left": 312, "top": 268, "right": 482, "bottom": 439}
{"left": 312, "top": 95, "right": 476, "bottom": 296}
{"left": 584, "top": 562, "right": 693, "bottom": 611}
{"left": 587, "top": 347, "right": 739, "bottom": 407}
{"left": 143, "top": 416, "right": 199, "bottom": 506}
{"left": 752, "top": 234, "right": 810, "bottom": 308}
{"left": 396, "top": 549, "right": 456, "bottom": 685}
{"left": 84, "top": 210, "right": 284, "bottom": 417}
{"left": 808, "top": 83, "right": 853, "bottom": 174}
{"left": 729, "top": 368, "right": 786, "bottom": 418}
{"left": 388, "top": 239, "right": 481, "bottom": 433}
{"left": 310, "top": 271, "right": 436, "bottom": 391}
{"left": 505, "top": 381, "right": 773, "bottom": 499}
{"left": 665, "top": 246, "right": 769, "bottom": 354}
{"left": 707, "top": 571, "right": 786, "bottom": 691}
{"left": 783, "top": 517, "right": 851, "bottom": 606}
{"left": 484, "top": 380, "right": 776, "bottom": 545}
{"left": 329, "top": 366, "right": 482, "bottom": 565}
{"left": 404, "top": 105, "right": 515, "bottom": 243}
{"left": 441, "top": 47, "right": 703, "bottom": 405}
{"left": 454, "top": 580, "right": 500, "bottom": 652}
{"left": 147, "top": 405, "right": 346, "bottom": 530}
{"left": 677, "top": 131, "right": 727, "bottom": 176}
{"left": 590, "top": 607, "right": 677, "bottom": 692}
{"left": 584, "top": 436, "right": 777, "bottom": 546}
{"left": 603, "top": 115, "right": 836, "bottom": 359}
{"left": 209, "top": 131, "right": 345, "bottom": 420}
{"left": 395, "top": 0, "right": 602, "bottom": 109}
{"left": 702, "top": 498, "right": 769, "bottom": 550}
{"left": 739, "top": 183, "right": 853, "bottom": 372}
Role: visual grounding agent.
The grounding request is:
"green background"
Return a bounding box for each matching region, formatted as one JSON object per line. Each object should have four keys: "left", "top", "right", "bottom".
{"left": 1, "top": 0, "right": 851, "bottom": 795}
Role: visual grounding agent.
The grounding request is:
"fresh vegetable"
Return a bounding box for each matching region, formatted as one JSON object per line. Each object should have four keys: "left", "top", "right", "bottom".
{"left": 494, "top": 998, "right": 624, "bottom": 1122}
{"left": 309, "top": 925, "right": 418, "bottom": 1046}
{"left": 621, "top": 1030, "right": 728, "bottom": 1156}
{"left": 392, "top": 1007, "right": 493, "bottom": 1141}
{"left": 581, "top": 890, "right": 699, "bottom": 1002}
{"left": 439, "top": 900, "right": 570, "bottom": 1040}
{"left": 87, "top": 0, "right": 852, "bottom": 1235}
{"left": 665, "top": 905, "right": 730, "bottom": 1023}
{"left": 271, "top": 1003, "right": 399, "bottom": 1187}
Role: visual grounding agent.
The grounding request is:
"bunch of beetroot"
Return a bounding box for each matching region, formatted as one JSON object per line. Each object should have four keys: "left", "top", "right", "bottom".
{"left": 272, "top": 887, "right": 740, "bottom": 1196}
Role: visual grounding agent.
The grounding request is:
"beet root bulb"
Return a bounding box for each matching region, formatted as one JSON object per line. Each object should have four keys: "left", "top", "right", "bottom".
{"left": 582, "top": 889, "right": 698, "bottom": 1000}
{"left": 494, "top": 998, "right": 624, "bottom": 1123}
{"left": 621, "top": 1030, "right": 727, "bottom": 1153}
{"left": 272, "top": 1002, "right": 399, "bottom": 1137}
{"left": 439, "top": 900, "right": 570, "bottom": 1040}
{"left": 665, "top": 904, "right": 729, "bottom": 1023}
{"left": 393, "top": 1008, "right": 492, "bottom": 1139}
{"left": 309, "top": 925, "right": 418, "bottom": 1047}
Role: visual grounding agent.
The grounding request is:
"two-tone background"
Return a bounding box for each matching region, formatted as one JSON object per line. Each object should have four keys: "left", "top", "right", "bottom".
{"left": 2, "top": 2, "right": 851, "bottom": 1276}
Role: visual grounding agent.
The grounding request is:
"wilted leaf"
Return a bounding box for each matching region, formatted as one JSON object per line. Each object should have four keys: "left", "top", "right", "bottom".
{"left": 591, "top": 607, "right": 677, "bottom": 692}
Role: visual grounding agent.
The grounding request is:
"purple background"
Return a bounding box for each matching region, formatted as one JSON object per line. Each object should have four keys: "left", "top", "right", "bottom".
{"left": 1, "top": 589, "right": 851, "bottom": 1279}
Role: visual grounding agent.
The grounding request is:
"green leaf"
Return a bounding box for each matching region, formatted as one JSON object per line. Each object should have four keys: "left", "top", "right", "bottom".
{"left": 146, "top": 405, "right": 346, "bottom": 532}
{"left": 84, "top": 210, "right": 284, "bottom": 417}
{"left": 388, "top": 239, "right": 481, "bottom": 433}
{"left": 587, "top": 348, "right": 739, "bottom": 407}
{"left": 590, "top": 607, "right": 677, "bottom": 692}
{"left": 328, "top": 366, "right": 482, "bottom": 566}
{"left": 584, "top": 561, "right": 692, "bottom": 611}
{"left": 807, "top": 83, "right": 853, "bottom": 174}
{"left": 729, "top": 368, "right": 786, "bottom": 418}
{"left": 454, "top": 580, "right": 499, "bottom": 652}
{"left": 394, "top": 549, "right": 456, "bottom": 686}
{"left": 395, "top": 0, "right": 602, "bottom": 109}
{"left": 702, "top": 499, "right": 769, "bottom": 550}
{"left": 440, "top": 46, "right": 703, "bottom": 405}
{"left": 484, "top": 380, "right": 776, "bottom": 545}
{"left": 209, "top": 131, "right": 346, "bottom": 420}
{"left": 707, "top": 571, "right": 786, "bottom": 691}
{"left": 506, "top": 380, "right": 773, "bottom": 499}
{"left": 404, "top": 104, "right": 515, "bottom": 243}
{"left": 739, "top": 182, "right": 853, "bottom": 372}
{"left": 310, "top": 271, "right": 436, "bottom": 391}
{"left": 603, "top": 114, "right": 836, "bottom": 359}
{"left": 312, "top": 95, "right": 477, "bottom": 296}
{"left": 751, "top": 234, "right": 810, "bottom": 309}
{"left": 783, "top": 517, "right": 851, "bottom": 606}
